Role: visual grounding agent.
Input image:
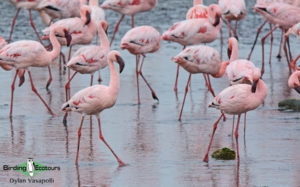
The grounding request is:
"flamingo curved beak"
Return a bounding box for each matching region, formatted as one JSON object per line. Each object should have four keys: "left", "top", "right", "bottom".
{"left": 85, "top": 11, "right": 91, "bottom": 25}
{"left": 227, "top": 47, "right": 232, "bottom": 59}
{"left": 120, "top": 43, "right": 129, "bottom": 50}
{"left": 116, "top": 55, "right": 125, "bottom": 73}
{"left": 251, "top": 79, "right": 260, "bottom": 93}
{"left": 162, "top": 34, "right": 168, "bottom": 40}
{"left": 213, "top": 14, "right": 221, "bottom": 27}
{"left": 64, "top": 30, "right": 72, "bottom": 47}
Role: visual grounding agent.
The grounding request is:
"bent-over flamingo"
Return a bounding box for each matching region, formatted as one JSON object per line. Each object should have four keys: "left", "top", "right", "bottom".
{"left": 121, "top": 25, "right": 160, "bottom": 104}
{"left": 203, "top": 78, "right": 267, "bottom": 163}
{"left": 171, "top": 45, "right": 229, "bottom": 121}
{"left": 62, "top": 50, "right": 126, "bottom": 166}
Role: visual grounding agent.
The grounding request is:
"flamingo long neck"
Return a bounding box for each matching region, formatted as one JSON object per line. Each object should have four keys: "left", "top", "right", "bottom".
{"left": 48, "top": 29, "right": 61, "bottom": 61}
{"left": 212, "top": 61, "right": 228, "bottom": 78}
{"left": 108, "top": 61, "right": 120, "bottom": 96}
{"left": 194, "top": 0, "right": 203, "bottom": 6}
{"left": 230, "top": 41, "right": 238, "bottom": 62}
{"left": 98, "top": 25, "right": 110, "bottom": 50}
{"left": 89, "top": 0, "right": 99, "bottom": 6}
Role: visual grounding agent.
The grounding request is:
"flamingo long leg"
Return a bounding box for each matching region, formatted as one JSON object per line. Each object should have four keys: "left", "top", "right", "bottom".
{"left": 28, "top": 9, "right": 44, "bottom": 46}
{"left": 178, "top": 73, "right": 191, "bottom": 121}
{"left": 290, "top": 54, "right": 300, "bottom": 70}
{"left": 261, "top": 26, "right": 278, "bottom": 76}
{"left": 277, "top": 30, "right": 284, "bottom": 59}
{"left": 287, "top": 36, "right": 293, "bottom": 61}
{"left": 110, "top": 14, "right": 125, "bottom": 46}
{"left": 269, "top": 24, "right": 273, "bottom": 65}
{"left": 65, "top": 72, "right": 78, "bottom": 101}
{"left": 90, "top": 74, "right": 94, "bottom": 86}
{"left": 9, "top": 70, "right": 19, "bottom": 117}
{"left": 244, "top": 113, "right": 247, "bottom": 136}
{"left": 46, "top": 66, "right": 52, "bottom": 90}
{"left": 8, "top": 8, "right": 20, "bottom": 43}
{"left": 27, "top": 71, "right": 56, "bottom": 116}
{"left": 136, "top": 55, "right": 141, "bottom": 104}
{"left": 203, "top": 74, "right": 209, "bottom": 87}
{"left": 283, "top": 36, "right": 292, "bottom": 74}
{"left": 232, "top": 115, "right": 235, "bottom": 136}
{"left": 247, "top": 20, "right": 267, "bottom": 60}
{"left": 97, "top": 71, "right": 102, "bottom": 83}
{"left": 203, "top": 113, "right": 225, "bottom": 162}
{"left": 138, "top": 55, "right": 159, "bottom": 101}
{"left": 206, "top": 74, "right": 215, "bottom": 97}
{"left": 75, "top": 115, "right": 85, "bottom": 165}
{"left": 235, "top": 114, "right": 241, "bottom": 163}
{"left": 131, "top": 15, "right": 134, "bottom": 28}
{"left": 96, "top": 115, "right": 126, "bottom": 166}
{"left": 174, "top": 46, "right": 186, "bottom": 91}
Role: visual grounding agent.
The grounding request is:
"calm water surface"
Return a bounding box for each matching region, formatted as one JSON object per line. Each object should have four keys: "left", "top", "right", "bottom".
{"left": 0, "top": 0, "right": 300, "bottom": 186}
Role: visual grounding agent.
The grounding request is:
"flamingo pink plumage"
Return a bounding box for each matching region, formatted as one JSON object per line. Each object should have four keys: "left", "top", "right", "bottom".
{"left": 288, "top": 71, "right": 300, "bottom": 93}
{"left": 253, "top": 3, "right": 300, "bottom": 75}
{"left": 101, "top": 0, "right": 158, "bottom": 46}
{"left": 186, "top": 0, "right": 208, "bottom": 20}
{"left": 62, "top": 50, "right": 126, "bottom": 166}
{"left": 203, "top": 78, "right": 268, "bottom": 163}
{"left": 218, "top": 0, "right": 246, "bottom": 39}
{"left": 121, "top": 25, "right": 160, "bottom": 104}
{"left": 171, "top": 45, "right": 230, "bottom": 121}
{"left": 0, "top": 26, "right": 71, "bottom": 117}
{"left": 163, "top": 4, "right": 222, "bottom": 91}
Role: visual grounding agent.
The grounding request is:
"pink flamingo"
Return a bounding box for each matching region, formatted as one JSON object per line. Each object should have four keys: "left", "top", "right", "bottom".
{"left": 62, "top": 50, "right": 126, "bottom": 166}
{"left": 101, "top": 0, "right": 158, "bottom": 46}
{"left": 121, "top": 26, "right": 160, "bottom": 104}
{"left": 0, "top": 26, "right": 72, "bottom": 117}
{"left": 186, "top": 0, "right": 208, "bottom": 19}
{"left": 253, "top": 3, "right": 300, "bottom": 75}
{"left": 226, "top": 37, "right": 262, "bottom": 135}
{"left": 203, "top": 78, "right": 268, "bottom": 163}
{"left": 171, "top": 45, "right": 230, "bottom": 121}
{"left": 37, "top": 0, "right": 87, "bottom": 25}
{"left": 63, "top": 20, "right": 110, "bottom": 125}
{"left": 162, "top": 4, "right": 222, "bottom": 91}
{"left": 247, "top": 0, "right": 300, "bottom": 62}
{"left": 288, "top": 70, "right": 300, "bottom": 93}
{"left": 7, "top": 0, "right": 43, "bottom": 43}
{"left": 218, "top": 0, "right": 246, "bottom": 39}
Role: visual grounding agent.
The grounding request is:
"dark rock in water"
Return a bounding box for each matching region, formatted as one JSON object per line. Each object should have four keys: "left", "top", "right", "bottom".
{"left": 278, "top": 99, "right": 300, "bottom": 112}
{"left": 211, "top": 147, "right": 236, "bottom": 160}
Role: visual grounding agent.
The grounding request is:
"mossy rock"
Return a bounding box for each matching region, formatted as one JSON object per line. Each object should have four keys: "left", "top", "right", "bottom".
{"left": 211, "top": 147, "right": 236, "bottom": 160}
{"left": 278, "top": 99, "right": 300, "bottom": 112}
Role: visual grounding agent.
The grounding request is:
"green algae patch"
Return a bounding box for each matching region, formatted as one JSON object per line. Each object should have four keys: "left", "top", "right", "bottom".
{"left": 278, "top": 99, "right": 300, "bottom": 112}
{"left": 211, "top": 147, "right": 236, "bottom": 160}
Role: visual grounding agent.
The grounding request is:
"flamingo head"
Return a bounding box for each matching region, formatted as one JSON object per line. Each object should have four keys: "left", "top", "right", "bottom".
{"left": 99, "top": 20, "right": 109, "bottom": 35}
{"left": 63, "top": 29, "right": 72, "bottom": 47}
{"left": 227, "top": 37, "right": 238, "bottom": 59}
{"left": 80, "top": 5, "right": 92, "bottom": 25}
{"left": 208, "top": 4, "right": 222, "bottom": 27}
{"left": 108, "top": 50, "right": 125, "bottom": 73}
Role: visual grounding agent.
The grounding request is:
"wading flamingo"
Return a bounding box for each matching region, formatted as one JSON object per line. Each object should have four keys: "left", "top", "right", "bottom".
{"left": 101, "top": 0, "right": 158, "bottom": 46}
{"left": 218, "top": 0, "right": 246, "bottom": 39}
{"left": 62, "top": 50, "right": 126, "bottom": 166}
{"left": 203, "top": 78, "right": 267, "bottom": 163}
{"left": 7, "top": 0, "right": 44, "bottom": 43}
{"left": 171, "top": 45, "right": 229, "bottom": 121}
{"left": 63, "top": 20, "right": 110, "bottom": 125}
{"left": 0, "top": 26, "right": 72, "bottom": 117}
{"left": 253, "top": 3, "right": 300, "bottom": 75}
{"left": 121, "top": 25, "right": 160, "bottom": 104}
{"left": 163, "top": 4, "right": 222, "bottom": 91}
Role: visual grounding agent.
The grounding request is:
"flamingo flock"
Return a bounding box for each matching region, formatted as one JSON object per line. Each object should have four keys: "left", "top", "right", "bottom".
{"left": 0, "top": 0, "right": 299, "bottom": 167}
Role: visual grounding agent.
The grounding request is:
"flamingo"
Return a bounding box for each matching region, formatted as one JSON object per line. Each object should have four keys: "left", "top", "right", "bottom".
{"left": 253, "top": 3, "right": 300, "bottom": 75}
{"left": 171, "top": 45, "right": 230, "bottom": 121}
{"left": 203, "top": 78, "right": 268, "bottom": 163}
{"left": 121, "top": 26, "right": 160, "bottom": 104}
{"left": 186, "top": 0, "right": 208, "bottom": 20}
{"left": 163, "top": 4, "right": 222, "bottom": 91}
{"left": 226, "top": 37, "right": 262, "bottom": 135}
{"left": 101, "top": 0, "right": 158, "bottom": 46}
{"left": 247, "top": 0, "right": 300, "bottom": 62}
{"left": 37, "top": 0, "right": 87, "bottom": 25}
{"left": 63, "top": 20, "right": 110, "bottom": 125}
{"left": 218, "top": 0, "right": 246, "bottom": 39}
{"left": 61, "top": 50, "right": 126, "bottom": 166}
{"left": 0, "top": 26, "right": 72, "bottom": 117}
{"left": 7, "top": 0, "right": 44, "bottom": 43}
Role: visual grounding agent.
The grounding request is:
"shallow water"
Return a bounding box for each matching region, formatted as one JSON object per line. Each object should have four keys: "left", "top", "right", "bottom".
{"left": 0, "top": 0, "right": 300, "bottom": 187}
